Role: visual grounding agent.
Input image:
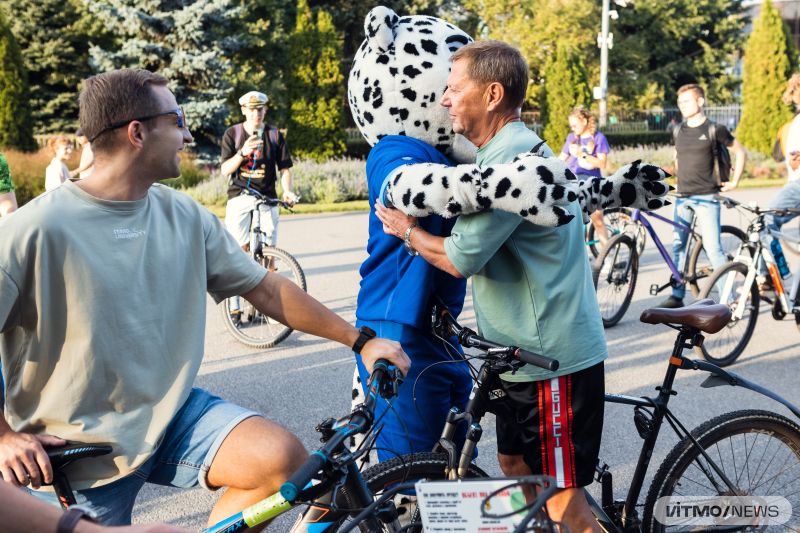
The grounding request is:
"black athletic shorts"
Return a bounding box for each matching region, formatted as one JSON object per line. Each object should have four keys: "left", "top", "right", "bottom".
{"left": 495, "top": 361, "right": 604, "bottom": 488}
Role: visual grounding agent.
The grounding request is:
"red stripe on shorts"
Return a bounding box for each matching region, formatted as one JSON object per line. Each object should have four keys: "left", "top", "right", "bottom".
{"left": 538, "top": 380, "right": 547, "bottom": 477}
{"left": 543, "top": 375, "right": 575, "bottom": 488}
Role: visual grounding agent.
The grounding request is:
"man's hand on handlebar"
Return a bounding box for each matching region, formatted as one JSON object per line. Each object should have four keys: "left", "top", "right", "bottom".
{"left": 361, "top": 338, "right": 411, "bottom": 377}
{"left": 0, "top": 429, "right": 65, "bottom": 489}
{"left": 283, "top": 190, "right": 299, "bottom": 207}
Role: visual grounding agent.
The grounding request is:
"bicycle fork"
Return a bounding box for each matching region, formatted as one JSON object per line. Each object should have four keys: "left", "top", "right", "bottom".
{"left": 436, "top": 366, "right": 499, "bottom": 480}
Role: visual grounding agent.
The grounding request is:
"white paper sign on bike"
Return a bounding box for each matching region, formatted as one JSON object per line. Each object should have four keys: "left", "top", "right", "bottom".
{"left": 416, "top": 479, "right": 528, "bottom": 533}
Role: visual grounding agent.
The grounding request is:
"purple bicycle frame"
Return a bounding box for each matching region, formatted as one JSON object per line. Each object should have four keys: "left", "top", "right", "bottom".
{"left": 630, "top": 208, "right": 697, "bottom": 281}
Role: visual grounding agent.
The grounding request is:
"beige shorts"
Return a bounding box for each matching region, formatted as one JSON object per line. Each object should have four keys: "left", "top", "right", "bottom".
{"left": 225, "top": 194, "right": 279, "bottom": 247}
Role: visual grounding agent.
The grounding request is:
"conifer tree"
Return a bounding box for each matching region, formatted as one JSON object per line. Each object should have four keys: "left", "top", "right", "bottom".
{"left": 0, "top": 7, "right": 36, "bottom": 151}
{"left": 87, "top": 0, "right": 242, "bottom": 163}
{"left": 737, "top": 0, "right": 796, "bottom": 155}
{"left": 286, "top": 0, "right": 346, "bottom": 161}
{"left": 541, "top": 44, "right": 592, "bottom": 148}
{"left": 1, "top": 0, "right": 112, "bottom": 134}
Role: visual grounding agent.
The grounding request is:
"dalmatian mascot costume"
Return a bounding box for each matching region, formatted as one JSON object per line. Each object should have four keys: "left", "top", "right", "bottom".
{"left": 348, "top": 6, "right": 670, "bottom": 481}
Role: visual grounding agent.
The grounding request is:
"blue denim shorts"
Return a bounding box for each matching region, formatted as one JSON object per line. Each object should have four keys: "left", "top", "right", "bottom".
{"left": 26, "top": 388, "right": 259, "bottom": 526}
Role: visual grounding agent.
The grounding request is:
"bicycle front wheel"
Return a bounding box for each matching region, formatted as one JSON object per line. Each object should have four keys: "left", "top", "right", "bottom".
{"left": 643, "top": 410, "right": 800, "bottom": 533}
{"left": 696, "top": 261, "right": 759, "bottom": 366}
{"left": 362, "top": 452, "right": 490, "bottom": 532}
{"left": 593, "top": 233, "right": 639, "bottom": 328}
{"left": 687, "top": 225, "right": 749, "bottom": 298}
{"left": 221, "top": 246, "right": 307, "bottom": 348}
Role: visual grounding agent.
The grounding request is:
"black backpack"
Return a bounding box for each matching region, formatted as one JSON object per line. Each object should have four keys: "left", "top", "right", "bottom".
{"left": 673, "top": 120, "right": 731, "bottom": 185}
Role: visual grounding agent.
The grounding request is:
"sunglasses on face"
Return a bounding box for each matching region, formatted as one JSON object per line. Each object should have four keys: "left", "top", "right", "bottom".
{"left": 88, "top": 107, "right": 186, "bottom": 143}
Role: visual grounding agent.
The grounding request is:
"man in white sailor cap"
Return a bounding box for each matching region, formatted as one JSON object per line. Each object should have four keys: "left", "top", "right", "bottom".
{"left": 220, "top": 91, "right": 298, "bottom": 322}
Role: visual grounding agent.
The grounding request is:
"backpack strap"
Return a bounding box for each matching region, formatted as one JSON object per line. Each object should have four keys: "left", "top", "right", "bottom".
{"left": 708, "top": 120, "right": 721, "bottom": 187}
{"left": 233, "top": 123, "right": 244, "bottom": 150}
{"left": 672, "top": 121, "right": 684, "bottom": 145}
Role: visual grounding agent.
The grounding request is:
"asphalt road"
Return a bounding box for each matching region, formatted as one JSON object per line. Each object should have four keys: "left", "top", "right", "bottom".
{"left": 132, "top": 186, "right": 800, "bottom": 531}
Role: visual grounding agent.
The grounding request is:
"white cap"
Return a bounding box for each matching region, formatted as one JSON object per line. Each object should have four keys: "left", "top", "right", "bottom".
{"left": 239, "top": 91, "right": 268, "bottom": 108}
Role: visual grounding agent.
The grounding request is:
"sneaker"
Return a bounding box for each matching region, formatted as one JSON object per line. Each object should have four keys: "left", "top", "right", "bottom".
{"left": 657, "top": 296, "right": 684, "bottom": 309}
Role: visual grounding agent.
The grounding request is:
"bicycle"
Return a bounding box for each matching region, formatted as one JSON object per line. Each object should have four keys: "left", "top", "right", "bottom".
{"left": 696, "top": 194, "right": 800, "bottom": 366}
{"left": 386, "top": 297, "right": 800, "bottom": 533}
{"left": 41, "top": 365, "right": 563, "bottom": 533}
{"left": 220, "top": 180, "right": 307, "bottom": 349}
{"left": 593, "top": 199, "right": 748, "bottom": 327}
{"left": 586, "top": 208, "right": 647, "bottom": 259}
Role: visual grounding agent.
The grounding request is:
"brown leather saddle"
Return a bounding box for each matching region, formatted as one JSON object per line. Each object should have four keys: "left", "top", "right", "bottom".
{"left": 640, "top": 299, "right": 731, "bottom": 334}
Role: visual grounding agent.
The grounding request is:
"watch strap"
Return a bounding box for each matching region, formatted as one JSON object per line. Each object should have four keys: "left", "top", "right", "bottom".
{"left": 352, "top": 326, "right": 376, "bottom": 355}
{"left": 57, "top": 507, "right": 94, "bottom": 533}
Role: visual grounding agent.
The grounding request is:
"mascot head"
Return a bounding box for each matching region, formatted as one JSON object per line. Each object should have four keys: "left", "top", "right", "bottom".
{"left": 348, "top": 7, "right": 476, "bottom": 160}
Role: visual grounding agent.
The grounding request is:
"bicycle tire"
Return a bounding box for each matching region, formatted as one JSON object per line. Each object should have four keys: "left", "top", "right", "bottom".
{"left": 593, "top": 233, "right": 639, "bottom": 328}
{"left": 361, "top": 452, "right": 490, "bottom": 532}
{"left": 587, "top": 208, "right": 646, "bottom": 258}
{"left": 696, "top": 261, "right": 759, "bottom": 366}
{"left": 687, "top": 225, "right": 748, "bottom": 298}
{"left": 780, "top": 218, "right": 800, "bottom": 256}
{"left": 642, "top": 409, "right": 800, "bottom": 533}
{"left": 221, "top": 246, "right": 307, "bottom": 348}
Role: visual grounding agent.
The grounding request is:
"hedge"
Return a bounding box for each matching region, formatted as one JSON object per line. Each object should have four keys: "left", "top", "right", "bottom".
{"left": 344, "top": 130, "right": 672, "bottom": 160}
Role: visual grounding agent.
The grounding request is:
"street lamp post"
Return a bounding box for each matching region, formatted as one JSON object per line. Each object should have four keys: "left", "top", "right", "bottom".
{"left": 599, "top": 0, "right": 610, "bottom": 126}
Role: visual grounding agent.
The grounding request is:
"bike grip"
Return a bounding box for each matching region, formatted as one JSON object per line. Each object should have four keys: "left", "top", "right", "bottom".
{"left": 280, "top": 452, "right": 326, "bottom": 502}
{"left": 515, "top": 349, "right": 559, "bottom": 372}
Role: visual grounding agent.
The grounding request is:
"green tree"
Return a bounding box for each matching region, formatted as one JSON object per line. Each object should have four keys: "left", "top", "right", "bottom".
{"left": 0, "top": 7, "right": 36, "bottom": 151}
{"left": 0, "top": 0, "right": 114, "bottom": 134}
{"left": 88, "top": 0, "right": 242, "bottom": 163}
{"left": 737, "top": 0, "right": 797, "bottom": 155}
{"left": 286, "top": 0, "right": 346, "bottom": 161}
{"left": 542, "top": 44, "right": 592, "bottom": 148}
{"left": 609, "top": 0, "right": 747, "bottom": 108}
{"left": 461, "top": 0, "right": 598, "bottom": 107}
{"left": 225, "top": 0, "right": 294, "bottom": 128}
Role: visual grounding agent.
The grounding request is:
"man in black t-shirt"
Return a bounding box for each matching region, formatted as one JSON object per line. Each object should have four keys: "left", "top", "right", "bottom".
{"left": 660, "top": 84, "right": 746, "bottom": 308}
{"left": 220, "top": 91, "right": 296, "bottom": 251}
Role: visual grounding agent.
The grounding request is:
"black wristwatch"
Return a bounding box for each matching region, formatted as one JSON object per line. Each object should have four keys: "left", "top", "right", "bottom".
{"left": 237, "top": 148, "right": 245, "bottom": 157}
{"left": 57, "top": 505, "right": 98, "bottom": 533}
{"left": 352, "top": 326, "right": 377, "bottom": 354}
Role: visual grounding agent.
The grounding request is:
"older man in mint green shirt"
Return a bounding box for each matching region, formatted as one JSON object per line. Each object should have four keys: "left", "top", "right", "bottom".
{"left": 375, "top": 40, "right": 606, "bottom": 533}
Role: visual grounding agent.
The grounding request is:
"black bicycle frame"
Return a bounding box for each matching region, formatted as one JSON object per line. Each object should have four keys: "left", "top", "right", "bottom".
{"left": 586, "top": 327, "right": 800, "bottom": 533}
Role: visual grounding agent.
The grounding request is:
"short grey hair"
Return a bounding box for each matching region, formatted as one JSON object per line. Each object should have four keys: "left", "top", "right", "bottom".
{"left": 450, "top": 40, "right": 529, "bottom": 110}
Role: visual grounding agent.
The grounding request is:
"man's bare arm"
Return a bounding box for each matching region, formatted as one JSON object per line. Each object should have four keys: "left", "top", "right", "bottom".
{"left": 374, "top": 203, "right": 464, "bottom": 279}
{"left": 0, "top": 191, "right": 17, "bottom": 215}
{"left": 242, "top": 273, "right": 410, "bottom": 375}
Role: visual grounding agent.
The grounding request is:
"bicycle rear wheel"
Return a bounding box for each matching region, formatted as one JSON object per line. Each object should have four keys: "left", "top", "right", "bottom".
{"left": 781, "top": 218, "right": 800, "bottom": 256}
{"left": 362, "top": 452, "right": 490, "bottom": 533}
{"left": 593, "top": 233, "right": 639, "bottom": 328}
{"left": 696, "top": 261, "right": 759, "bottom": 366}
{"left": 221, "top": 246, "right": 307, "bottom": 348}
{"left": 643, "top": 410, "right": 800, "bottom": 533}
{"left": 687, "top": 225, "right": 749, "bottom": 298}
{"left": 587, "top": 208, "right": 646, "bottom": 258}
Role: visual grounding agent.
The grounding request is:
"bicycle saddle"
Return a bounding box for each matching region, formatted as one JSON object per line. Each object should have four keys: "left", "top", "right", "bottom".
{"left": 639, "top": 298, "right": 731, "bottom": 334}
{"left": 45, "top": 443, "right": 113, "bottom": 472}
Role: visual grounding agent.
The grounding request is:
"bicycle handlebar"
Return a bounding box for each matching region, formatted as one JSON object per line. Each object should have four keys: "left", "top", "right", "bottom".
{"left": 713, "top": 194, "right": 800, "bottom": 218}
{"left": 230, "top": 179, "right": 294, "bottom": 211}
{"left": 280, "top": 359, "right": 395, "bottom": 502}
{"left": 434, "top": 301, "right": 559, "bottom": 372}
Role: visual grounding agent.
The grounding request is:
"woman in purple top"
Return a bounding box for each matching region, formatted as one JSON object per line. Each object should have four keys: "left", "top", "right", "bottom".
{"left": 558, "top": 108, "right": 611, "bottom": 246}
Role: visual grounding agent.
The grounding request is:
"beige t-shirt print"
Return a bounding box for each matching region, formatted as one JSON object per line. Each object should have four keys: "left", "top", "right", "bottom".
{"left": 0, "top": 180, "right": 266, "bottom": 490}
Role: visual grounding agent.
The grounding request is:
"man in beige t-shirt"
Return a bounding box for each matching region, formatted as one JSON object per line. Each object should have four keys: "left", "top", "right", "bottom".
{"left": 0, "top": 69, "right": 410, "bottom": 528}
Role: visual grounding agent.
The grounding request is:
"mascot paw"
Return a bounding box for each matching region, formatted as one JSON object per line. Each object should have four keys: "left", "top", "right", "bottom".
{"left": 577, "top": 159, "right": 671, "bottom": 223}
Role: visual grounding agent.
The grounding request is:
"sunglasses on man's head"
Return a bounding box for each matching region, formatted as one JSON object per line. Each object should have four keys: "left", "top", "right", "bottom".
{"left": 88, "top": 107, "right": 186, "bottom": 143}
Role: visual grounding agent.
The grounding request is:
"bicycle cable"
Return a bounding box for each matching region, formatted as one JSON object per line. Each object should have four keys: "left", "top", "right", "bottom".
{"left": 411, "top": 356, "right": 484, "bottom": 440}
{"left": 390, "top": 403, "right": 414, "bottom": 485}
